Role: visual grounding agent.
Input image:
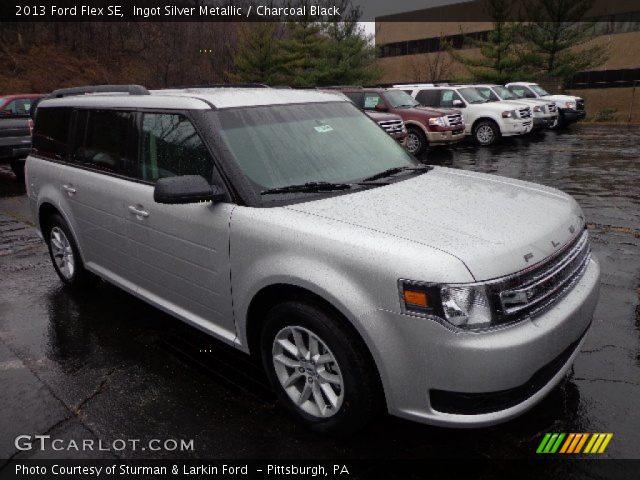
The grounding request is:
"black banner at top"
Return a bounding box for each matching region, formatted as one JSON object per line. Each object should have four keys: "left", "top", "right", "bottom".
{"left": 1, "top": 0, "right": 639, "bottom": 22}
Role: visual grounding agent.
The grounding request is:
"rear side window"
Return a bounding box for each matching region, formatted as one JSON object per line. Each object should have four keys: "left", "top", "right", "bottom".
{"left": 33, "top": 107, "right": 72, "bottom": 159}
{"left": 73, "top": 110, "right": 136, "bottom": 175}
{"left": 139, "top": 113, "right": 213, "bottom": 183}
{"left": 416, "top": 89, "right": 439, "bottom": 106}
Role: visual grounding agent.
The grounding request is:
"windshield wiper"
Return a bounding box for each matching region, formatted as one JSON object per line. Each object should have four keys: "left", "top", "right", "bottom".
{"left": 360, "top": 165, "right": 432, "bottom": 182}
{"left": 261, "top": 181, "right": 353, "bottom": 195}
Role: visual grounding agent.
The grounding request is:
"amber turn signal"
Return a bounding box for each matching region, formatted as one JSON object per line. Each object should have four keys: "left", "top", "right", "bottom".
{"left": 403, "top": 289, "right": 428, "bottom": 307}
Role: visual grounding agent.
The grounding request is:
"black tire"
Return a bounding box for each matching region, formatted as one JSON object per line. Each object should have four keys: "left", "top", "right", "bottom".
{"left": 260, "top": 299, "right": 382, "bottom": 435}
{"left": 10, "top": 159, "right": 25, "bottom": 182}
{"left": 473, "top": 119, "right": 501, "bottom": 146}
{"left": 44, "top": 213, "right": 97, "bottom": 289}
{"left": 405, "top": 126, "right": 427, "bottom": 156}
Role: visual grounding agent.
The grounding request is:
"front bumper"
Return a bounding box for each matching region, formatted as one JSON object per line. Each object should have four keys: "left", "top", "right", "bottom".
{"left": 560, "top": 108, "right": 586, "bottom": 123}
{"left": 360, "top": 257, "right": 600, "bottom": 428}
{"left": 501, "top": 118, "right": 533, "bottom": 137}
{"left": 426, "top": 128, "right": 465, "bottom": 145}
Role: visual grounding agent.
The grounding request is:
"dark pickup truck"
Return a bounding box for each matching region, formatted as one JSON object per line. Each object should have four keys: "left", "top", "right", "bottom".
{"left": 0, "top": 94, "right": 41, "bottom": 180}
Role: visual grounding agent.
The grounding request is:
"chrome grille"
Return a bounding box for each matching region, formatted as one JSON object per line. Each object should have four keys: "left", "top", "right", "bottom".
{"left": 447, "top": 114, "right": 463, "bottom": 127}
{"left": 547, "top": 103, "right": 557, "bottom": 113}
{"left": 377, "top": 119, "right": 405, "bottom": 135}
{"left": 518, "top": 107, "right": 532, "bottom": 119}
{"left": 496, "top": 230, "right": 590, "bottom": 320}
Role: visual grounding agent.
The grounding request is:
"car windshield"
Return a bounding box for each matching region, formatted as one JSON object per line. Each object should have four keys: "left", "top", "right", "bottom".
{"left": 530, "top": 85, "right": 550, "bottom": 96}
{"left": 384, "top": 90, "right": 420, "bottom": 108}
{"left": 213, "top": 102, "right": 416, "bottom": 198}
{"left": 493, "top": 86, "right": 518, "bottom": 100}
{"left": 458, "top": 87, "right": 488, "bottom": 104}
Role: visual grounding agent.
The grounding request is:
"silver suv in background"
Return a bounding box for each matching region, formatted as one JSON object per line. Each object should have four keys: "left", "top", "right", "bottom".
{"left": 27, "top": 85, "right": 600, "bottom": 434}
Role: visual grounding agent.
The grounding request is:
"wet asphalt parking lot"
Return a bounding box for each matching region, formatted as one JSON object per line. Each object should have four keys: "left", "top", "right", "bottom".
{"left": 0, "top": 125, "right": 638, "bottom": 469}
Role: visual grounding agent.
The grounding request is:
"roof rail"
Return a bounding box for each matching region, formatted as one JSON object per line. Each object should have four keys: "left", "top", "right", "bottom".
{"left": 179, "top": 83, "right": 269, "bottom": 89}
{"left": 48, "top": 85, "right": 150, "bottom": 98}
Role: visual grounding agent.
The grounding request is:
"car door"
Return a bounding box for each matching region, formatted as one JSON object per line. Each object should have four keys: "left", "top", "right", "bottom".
{"left": 62, "top": 109, "right": 138, "bottom": 288}
{"left": 124, "top": 111, "right": 236, "bottom": 343}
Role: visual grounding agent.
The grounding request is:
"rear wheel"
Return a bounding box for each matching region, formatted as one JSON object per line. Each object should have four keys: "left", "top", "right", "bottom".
{"left": 405, "top": 127, "right": 427, "bottom": 155}
{"left": 260, "top": 300, "right": 382, "bottom": 435}
{"left": 473, "top": 120, "right": 500, "bottom": 146}
{"left": 44, "top": 214, "right": 97, "bottom": 289}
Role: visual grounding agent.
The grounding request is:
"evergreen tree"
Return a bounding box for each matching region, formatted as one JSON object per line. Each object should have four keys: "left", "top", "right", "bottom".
{"left": 448, "top": 0, "right": 530, "bottom": 83}
{"left": 228, "top": 23, "right": 282, "bottom": 84}
{"left": 276, "top": 21, "right": 329, "bottom": 87}
{"left": 520, "top": 0, "right": 607, "bottom": 80}
{"left": 318, "top": 3, "right": 380, "bottom": 86}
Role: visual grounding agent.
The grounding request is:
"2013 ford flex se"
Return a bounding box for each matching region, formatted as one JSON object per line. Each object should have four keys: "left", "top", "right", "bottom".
{"left": 26, "top": 85, "right": 600, "bottom": 434}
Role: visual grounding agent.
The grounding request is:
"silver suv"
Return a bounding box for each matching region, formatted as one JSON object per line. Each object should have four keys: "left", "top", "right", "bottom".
{"left": 26, "top": 85, "right": 601, "bottom": 434}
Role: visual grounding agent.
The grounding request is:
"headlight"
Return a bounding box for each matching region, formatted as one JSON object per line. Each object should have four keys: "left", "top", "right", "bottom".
{"left": 501, "top": 110, "right": 516, "bottom": 118}
{"left": 399, "top": 280, "right": 497, "bottom": 331}
{"left": 565, "top": 101, "right": 575, "bottom": 109}
{"left": 533, "top": 105, "right": 543, "bottom": 112}
{"left": 428, "top": 116, "right": 447, "bottom": 127}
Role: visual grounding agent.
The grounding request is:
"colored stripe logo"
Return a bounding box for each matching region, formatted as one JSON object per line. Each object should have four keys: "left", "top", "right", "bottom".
{"left": 536, "top": 433, "right": 613, "bottom": 454}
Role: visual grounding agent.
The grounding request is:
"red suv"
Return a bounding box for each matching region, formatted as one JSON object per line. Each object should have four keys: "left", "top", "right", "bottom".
{"left": 338, "top": 88, "right": 465, "bottom": 155}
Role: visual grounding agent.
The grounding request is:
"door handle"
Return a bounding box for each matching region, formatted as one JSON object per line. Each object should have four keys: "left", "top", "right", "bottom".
{"left": 62, "top": 184, "right": 76, "bottom": 195}
{"left": 128, "top": 205, "right": 149, "bottom": 218}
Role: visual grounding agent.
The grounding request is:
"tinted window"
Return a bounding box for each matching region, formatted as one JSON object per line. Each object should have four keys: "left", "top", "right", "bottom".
{"left": 416, "top": 89, "right": 439, "bottom": 106}
{"left": 33, "top": 107, "right": 72, "bottom": 159}
{"left": 73, "top": 110, "right": 135, "bottom": 175}
{"left": 140, "top": 113, "right": 213, "bottom": 183}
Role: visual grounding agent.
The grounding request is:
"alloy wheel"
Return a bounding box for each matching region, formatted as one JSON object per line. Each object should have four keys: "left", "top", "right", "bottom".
{"left": 272, "top": 326, "right": 344, "bottom": 418}
{"left": 50, "top": 227, "right": 75, "bottom": 279}
{"left": 405, "top": 132, "right": 421, "bottom": 154}
{"left": 476, "top": 125, "right": 495, "bottom": 145}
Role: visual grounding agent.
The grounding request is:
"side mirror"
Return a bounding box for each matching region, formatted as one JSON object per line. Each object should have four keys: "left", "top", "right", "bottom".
{"left": 153, "top": 175, "right": 226, "bottom": 204}
{"left": 374, "top": 103, "right": 388, "bottom": 112}
{"left": 452, "top": 99, "right": 465, "bottom": 108}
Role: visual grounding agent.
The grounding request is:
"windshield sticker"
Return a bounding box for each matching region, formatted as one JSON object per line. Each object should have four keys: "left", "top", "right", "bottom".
{"left": 314, "top": 124, "right": 333, "bottom": 133}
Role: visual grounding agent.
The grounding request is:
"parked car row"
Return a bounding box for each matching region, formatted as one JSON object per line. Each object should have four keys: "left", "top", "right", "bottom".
{"left": 26, "top": 84, "right": 599, "bottom": 435}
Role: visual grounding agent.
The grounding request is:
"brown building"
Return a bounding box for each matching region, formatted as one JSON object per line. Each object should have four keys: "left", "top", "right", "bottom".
{"left": 375, "top": 0, "right": 640, "bottom": 122}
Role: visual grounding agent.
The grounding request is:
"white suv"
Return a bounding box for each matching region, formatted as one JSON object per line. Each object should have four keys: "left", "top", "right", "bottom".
{"left": 473, "top": 84, "right": 558, "bottom": 130}
{"left": 505, "top": 82, "right": 585, "bottom": 128}
{"left": 27, "top": 84, "right": 600, "bottom": 434}
{"left": 397, "top": 84, "right": 533, "bottom": 145}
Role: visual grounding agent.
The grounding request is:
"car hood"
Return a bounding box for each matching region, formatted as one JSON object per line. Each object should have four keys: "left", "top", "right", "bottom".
{"left": 365, "top": 111, "right": 403, "bottom": 122}
{"left": 476, "top": 100, "right": 529, "bottom": 112}
{"left": 542, "top": 94, "right": 582, "bottom": 103}
{"left": 286, "top": 167, "right": 584, "bottom": 281}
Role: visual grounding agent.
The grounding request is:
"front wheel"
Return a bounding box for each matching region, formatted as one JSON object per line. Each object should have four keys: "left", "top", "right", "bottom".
{"left": 260, "top": 300, "right": 382, "bottom": 435}
{"left": 473, "top": 120, "right": 500, "bottom": 146}
{"left": 405, "top": 127, "right": 427, "bottom": 156}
